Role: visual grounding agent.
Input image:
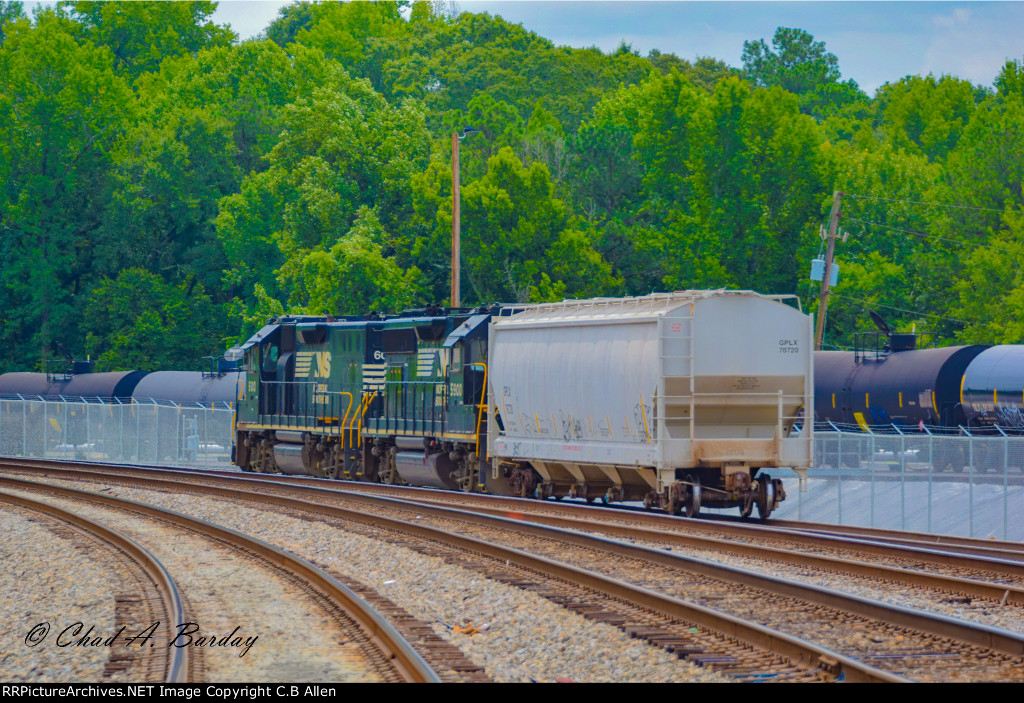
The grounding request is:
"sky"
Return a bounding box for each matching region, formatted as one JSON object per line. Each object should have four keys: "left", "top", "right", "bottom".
{"left": 23, "top": 1, "right": 1024, "bottom": 95}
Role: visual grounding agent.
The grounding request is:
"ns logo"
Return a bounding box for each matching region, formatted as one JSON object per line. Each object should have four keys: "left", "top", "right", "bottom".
{"left": 295, "top": 351, "right": 332, "bottom": 378}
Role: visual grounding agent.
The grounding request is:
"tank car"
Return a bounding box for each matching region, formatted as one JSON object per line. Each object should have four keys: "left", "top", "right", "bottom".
{"left": 130, "top": 351, "right": 244, "bottom": 463}
{"left": 0, "top": 366, "right": 148, "bottom": 458}
{"left": 234, "top": 291, "right": 813, "bottom": 519}
{"left": 814, "top": 336, "right": 988, "bottom": 429}
{"left": 960, "top": 346, "right": 1024, "bottom": 430}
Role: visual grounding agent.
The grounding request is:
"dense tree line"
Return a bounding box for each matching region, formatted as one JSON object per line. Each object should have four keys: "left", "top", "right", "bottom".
{"left": 1, "top": 0, "right": 1023, "bottom": 372}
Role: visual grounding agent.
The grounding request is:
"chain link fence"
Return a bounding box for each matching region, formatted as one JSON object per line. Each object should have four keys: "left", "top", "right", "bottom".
{"left": 768, "top": 428, "right": 1024, "bottom": 541}
{"left": 0, "top": 397, "right": 234, "bottom": 469}
{"left": 2, "top": 398, "right": 1022, "bottom": 540}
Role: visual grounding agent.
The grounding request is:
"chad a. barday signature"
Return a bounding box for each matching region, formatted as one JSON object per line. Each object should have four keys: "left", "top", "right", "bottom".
{"left": 24, "top": 622, "right": 258, "bottom": 658}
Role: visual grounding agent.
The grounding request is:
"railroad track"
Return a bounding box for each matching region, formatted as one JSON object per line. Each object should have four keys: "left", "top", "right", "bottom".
{"left": 0, "top": 471, "right": 440, "bottom": 683}
{"left": 0, "top": 492, "right": 189, "bottom": 682}
{"left": 6, "top": 459, "right": 1024, "bottom": 681}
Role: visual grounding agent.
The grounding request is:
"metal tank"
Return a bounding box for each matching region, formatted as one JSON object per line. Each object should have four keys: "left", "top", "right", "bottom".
{"left": 961, "top": 345, "right": 1024, "bottom": 429}
{"left": 0, "top": 370, "right": 147, "bottom": 400}
{"left": 132, "top": 371, "right": 243, "bottom": 406}
{"left": 486, "top": 290, "right": 813, "bottom": 514}
{"left": 814, "top": 345, "right": 987, "bottom": 429}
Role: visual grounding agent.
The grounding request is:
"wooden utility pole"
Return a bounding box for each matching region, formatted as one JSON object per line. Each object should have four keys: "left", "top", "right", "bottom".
{"left": 451, "top": 132, "right": 461, "bottom": 308}
{"left": 814, "top": 190, "right": 843, "bottom": 351}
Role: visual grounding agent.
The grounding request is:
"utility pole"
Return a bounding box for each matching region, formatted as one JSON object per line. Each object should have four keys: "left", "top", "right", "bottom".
{"left": 451, "top": 131, "right": 461, "bottom": 308}
{"left": 814, "top": 190, "right": 843, "bottom": 351}
{"left": 450, "top": 126, "right": 479, "bottom": 309}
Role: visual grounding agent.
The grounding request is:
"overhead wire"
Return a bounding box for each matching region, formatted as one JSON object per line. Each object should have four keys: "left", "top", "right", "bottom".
{"left": 813, "top": 191, "right": 1001, "bottom": 334}
{"left": 843, "top": 193, "right": 1011, "bottom": 215}
{"left": 842, "top": 216, "right": 1022, "bottom": 256}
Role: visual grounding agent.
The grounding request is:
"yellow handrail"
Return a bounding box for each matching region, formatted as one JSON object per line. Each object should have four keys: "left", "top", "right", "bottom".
{"left": 348, "top": 393, "right": 367, "bottom": 447}
{"left": 356, "top": 391, "right": 376, "bottom": 445}
{"left": 337, "top": 392, "right": 353, "bottom": 444}
{"left": 473, "top": 363, "right": 488, "bottom": 461}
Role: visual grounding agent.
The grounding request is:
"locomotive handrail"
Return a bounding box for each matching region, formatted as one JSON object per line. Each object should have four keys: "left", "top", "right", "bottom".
{"left": 474, "top": 363, "right": 488, "bottom": 460}
{"left": 336, "top": 391, "right": 354, "bottom": 443}
{"left": 356, "top": 391, "right": 376, "bottom": 444}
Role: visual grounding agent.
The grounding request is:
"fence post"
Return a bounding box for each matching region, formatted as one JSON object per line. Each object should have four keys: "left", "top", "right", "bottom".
{"left": 1003, "top": 429, "right": 1010, "bottom": 541}
{"left": 868, "top": 428, "right": 875, "bottom": 528}
{"left": 926, "top": 426, "right": 933, "bottom": 533}
{"left": 964, "top": 426, "right": 974, "bottom": 538}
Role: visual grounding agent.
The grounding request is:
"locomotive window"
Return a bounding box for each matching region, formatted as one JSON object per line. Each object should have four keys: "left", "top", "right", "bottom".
{"left": 262, "top": 344, "right": 279, "bottom": 371}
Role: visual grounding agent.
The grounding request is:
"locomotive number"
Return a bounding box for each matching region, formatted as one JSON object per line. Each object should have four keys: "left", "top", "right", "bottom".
{"left": 373, "top": 350, "right": 385, "bottom": 361}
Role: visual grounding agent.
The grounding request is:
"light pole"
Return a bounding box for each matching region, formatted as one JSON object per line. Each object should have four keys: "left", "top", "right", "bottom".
{"left": 451, "top": 126, "right": 479, "bottom": 308}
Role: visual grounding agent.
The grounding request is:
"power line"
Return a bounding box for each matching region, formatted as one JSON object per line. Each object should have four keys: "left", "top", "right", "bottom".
{"left": 842, "top": 217, "right": 1021, "bottom": 256}
{"left": 844, "top": 193, "right": 1010, "bottom": 215}
{"left": 831, "top": 293, "right": 970, "bottom": 325}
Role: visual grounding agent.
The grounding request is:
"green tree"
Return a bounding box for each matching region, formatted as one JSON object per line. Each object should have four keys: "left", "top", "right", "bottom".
{"left": 286, "top": 208, "right": 422, "bottom": 315}
{"left": 413, "top": 146, "right": 619, "bottom": 304}
{"left": 217, "top": 72, "right": 432, "bottom": 313}
{"left": 873, "top": 75, "right": 978, "bottom": 162}
{"left": 0, "top": 10, "right": 136, "bottom": 370}
{"left": 263, "top": 0, "right": 315, "bottom": 47}
{"left": 61, "top": 1, "right": 234, "bottom": 80}
{"left": 84, "top": 269, "right": 226, "bottom": 370}
{"left": 742, "top": 27, "right": 866, "bottom": 119}
{"left": 953, "top": 208, "right": 1024, "bottom": 344}
{"left": 0, "top": 1, "right": 24, "bottom": 45}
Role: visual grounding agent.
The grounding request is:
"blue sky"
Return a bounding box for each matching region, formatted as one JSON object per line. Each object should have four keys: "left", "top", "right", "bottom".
{"left": 25, "top": 2, "right": 1024, "bottom": 95}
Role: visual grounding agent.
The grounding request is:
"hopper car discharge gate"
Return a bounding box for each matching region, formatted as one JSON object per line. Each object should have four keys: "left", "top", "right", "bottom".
{"left": 486, "top": 291, "right": 813, "bottom": 518}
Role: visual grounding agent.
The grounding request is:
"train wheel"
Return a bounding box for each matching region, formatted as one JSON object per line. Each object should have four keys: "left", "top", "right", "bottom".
{"left": 739, "top": 494, "right": 754, "bottom": 519}
{"left": 666, "top": 485, "right": 680, "bottom": 515}
{"left": 643, "top": 493, "right": 655, "bottom": 511}
{"left": 685, "top": 476, "right": 701, "bottom": 518}
{"left": 756, "top": 473, "right": 774, "bottom": 519}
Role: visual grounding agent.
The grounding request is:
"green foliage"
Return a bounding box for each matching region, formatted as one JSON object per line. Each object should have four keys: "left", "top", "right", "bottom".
{"left": 953, "top": 209, "right": 1024, "bottom": 344}
{"left": 0, "top": 9, "right": 1022, "bottom": 370}
{"left": 263, "top": 1, "right": 315, "bottom": 47}
{"left": 217, "top": 72, "right": 432, "bottom": 314}
{"left": 412, "top": 147, "right": 620, "bottom": 304}
{"left": 61, "top": 1, "right": 234, "bottom": 79}
{"left": 995, "top": 57, "right": 1024, "bottom": 100}
{"left": 742, "top": 27, "right": 867, "bottom": 119}
{"left": 0, "top": 9, "right": 136, "bottom": 371}
{"left": 84, "top": 269, "right": 225, "bottom": 371}
{"left": 286, "top": 207, "right": 422, "bottom": 316}
{"left": 874, "top": 75, "right": 977, "bottom": 161}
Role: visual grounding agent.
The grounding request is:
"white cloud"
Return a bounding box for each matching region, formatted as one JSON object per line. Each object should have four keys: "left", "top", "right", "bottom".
{"left": 932, "top": 7, "right": 971, "bottom": 29}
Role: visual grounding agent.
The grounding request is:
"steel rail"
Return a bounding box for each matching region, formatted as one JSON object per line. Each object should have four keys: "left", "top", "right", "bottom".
{"left": 248, "top": 476, "right": 1024, "bottom": 570}
{"left": 0, "top": 474, "right": 440, "bottom": 684}
{"left": 0, "top": 462, "right": 903, "bottom": 681}
{"left": 8, "top": 460, "right": 1024, "bottom": 674}
{"left": 0, "top": 490, "right": 190, "bottom": 683}
{"left": 24, "top": 463, "right": 1021, "bottom": 682}
{"left": 7, "top": 459, "right": 1024, "bottom": 650}
{"left": 5, "top": 459, "right": 1023, "bottom": 590}
{"left": 328, "top": 491, "right": 1024, "bottom": 605}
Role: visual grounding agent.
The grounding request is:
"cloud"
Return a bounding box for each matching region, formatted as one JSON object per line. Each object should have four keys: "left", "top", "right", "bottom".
{"left": 932, "top": 7, "right": 971, "bottom": 29}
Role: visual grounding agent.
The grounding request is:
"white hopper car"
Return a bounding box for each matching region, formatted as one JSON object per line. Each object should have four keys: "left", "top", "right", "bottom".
{"left": 487, "top": 290, "right": 813, "bottom": 517}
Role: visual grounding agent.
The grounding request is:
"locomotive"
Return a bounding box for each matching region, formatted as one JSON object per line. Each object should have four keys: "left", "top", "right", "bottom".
{"left": 233, "top": 290, "right": 814, "bottom": 518}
